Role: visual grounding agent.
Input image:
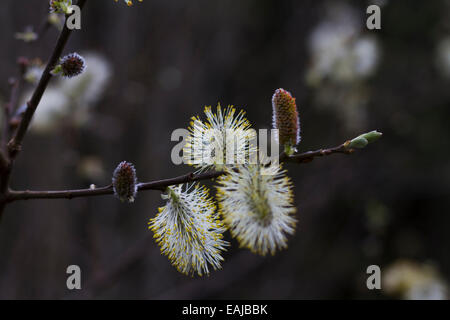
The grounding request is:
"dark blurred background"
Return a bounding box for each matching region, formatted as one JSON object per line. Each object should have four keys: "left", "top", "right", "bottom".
{"left": 0, "top": 0, "right": 449, "bottom": 299}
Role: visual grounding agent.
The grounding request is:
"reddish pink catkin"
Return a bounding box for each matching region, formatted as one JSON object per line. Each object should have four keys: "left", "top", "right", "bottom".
{"left": 272, "top": 88, "right": 300, "bottom": 154}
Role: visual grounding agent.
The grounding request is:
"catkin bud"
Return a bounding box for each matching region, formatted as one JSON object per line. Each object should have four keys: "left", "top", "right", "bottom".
{"left": 347, "top": 136, "right": 369, "bottom": 149}
{"left": 345, "top": 130, "right": 383, "bottom": 149}
{"left": 59, "top": 53, "right": 86, "bottom": 78}
{"left": 272, "top": 88, "right": 301, "bottom": 155}
{"left": 112, "top": 161, "right": 138, "bottom": 203}
{"left": 361, "top": 130, "right": 383, "bottom": 143}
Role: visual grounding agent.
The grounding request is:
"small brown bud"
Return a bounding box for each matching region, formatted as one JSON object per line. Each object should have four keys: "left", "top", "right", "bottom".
{"left": 52, "top": 53, "right": 86, "bottom": 78}
{"left": 112, "top": 161, "right": 138, "bottom": 203}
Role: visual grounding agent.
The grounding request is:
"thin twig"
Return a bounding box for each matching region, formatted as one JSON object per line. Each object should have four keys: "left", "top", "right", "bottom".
{"left": 5, "top": 143, "right": 356, "bottom": 203}
{"left": 6, "top": 170, "right": 223, "bottom": 202}
{"left": 2, "top": 59, "right": 27, "bottom": 155}
{"left": 0, "top": 78, "right": 19, "bottom": 170}
{"left": 2, "top": 79, "right": 18, "bottom": 152}
{"left": 281, "top": 143, "right": 354, "bottom": 163}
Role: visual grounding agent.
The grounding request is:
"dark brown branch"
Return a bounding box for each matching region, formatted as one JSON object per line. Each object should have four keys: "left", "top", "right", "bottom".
{"left": 0, "top": 0, "right": 88, "bottom": 221}
{"left": 7, "top": 185, "right": 114, "bottom": 202}
{"left": 2, "top": 78, "right": 18, "bottom": 152}
{"left": 5, "top": 143, "right": 357, "bottom": 203}
{"left": 0, "top": 78, "right": 18, "bottom": 169}
{"left": 2, "top": 59, "right": 28, "bottom": 155}
{"left": 281, "top": 142, "right": 354, "bottom": 163}
{"left": 6, "top": 170, "right": 224, "bottom": 202}
{"left": 138, "top": 170, "right": 223, "bottom": 191}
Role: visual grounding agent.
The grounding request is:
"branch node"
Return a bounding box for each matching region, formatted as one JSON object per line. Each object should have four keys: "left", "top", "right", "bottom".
{"left": 7, "top": 140, "right": 21, "bottom": 157}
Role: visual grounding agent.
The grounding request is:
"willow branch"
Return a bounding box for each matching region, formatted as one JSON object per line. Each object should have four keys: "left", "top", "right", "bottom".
{"left": 2, "top": 79, "right": 18, "bottom": 152}
{"left": 35, "top": 16, "right": 52, "bottom": 41}
{"left": 281, "top": 142, "right": 354, "bottom": 163}
{"left": 0, "top": 78, "right": 20, "bottom": 170}
{"left": 0, "top": 0, "right": 89, "bottom": 222}
{"left": 7, "top": 0, "right": 88, "bottom": 159}
{"left": 6, "top": 170, "right": 224, "bottom": 202}
{"left": 5, "top": 143, "right": 358, "bottom": 203}
{"left": 2, "top": 59, "right": 28, "bottom": 152}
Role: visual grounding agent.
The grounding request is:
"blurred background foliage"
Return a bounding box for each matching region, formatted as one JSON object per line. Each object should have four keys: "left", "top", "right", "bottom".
{"left": 0, "top": 0, "right": 449, "bottom": 299}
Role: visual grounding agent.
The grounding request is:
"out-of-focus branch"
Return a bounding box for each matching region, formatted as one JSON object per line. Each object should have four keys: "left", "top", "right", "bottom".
{"left": 2, "top": 79, "right": 19, "bottom": 152}
{"left": 0, "top": 0, "right": 89, "bottom": 221}
{"left": 5, "top": 142, "right": 362, "bottom": 203}
{"left": 1, "top": 58, "right": 28, "bottom": 154}
{"left": 7, "top": 0, "right": 88, "bottom": 159}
